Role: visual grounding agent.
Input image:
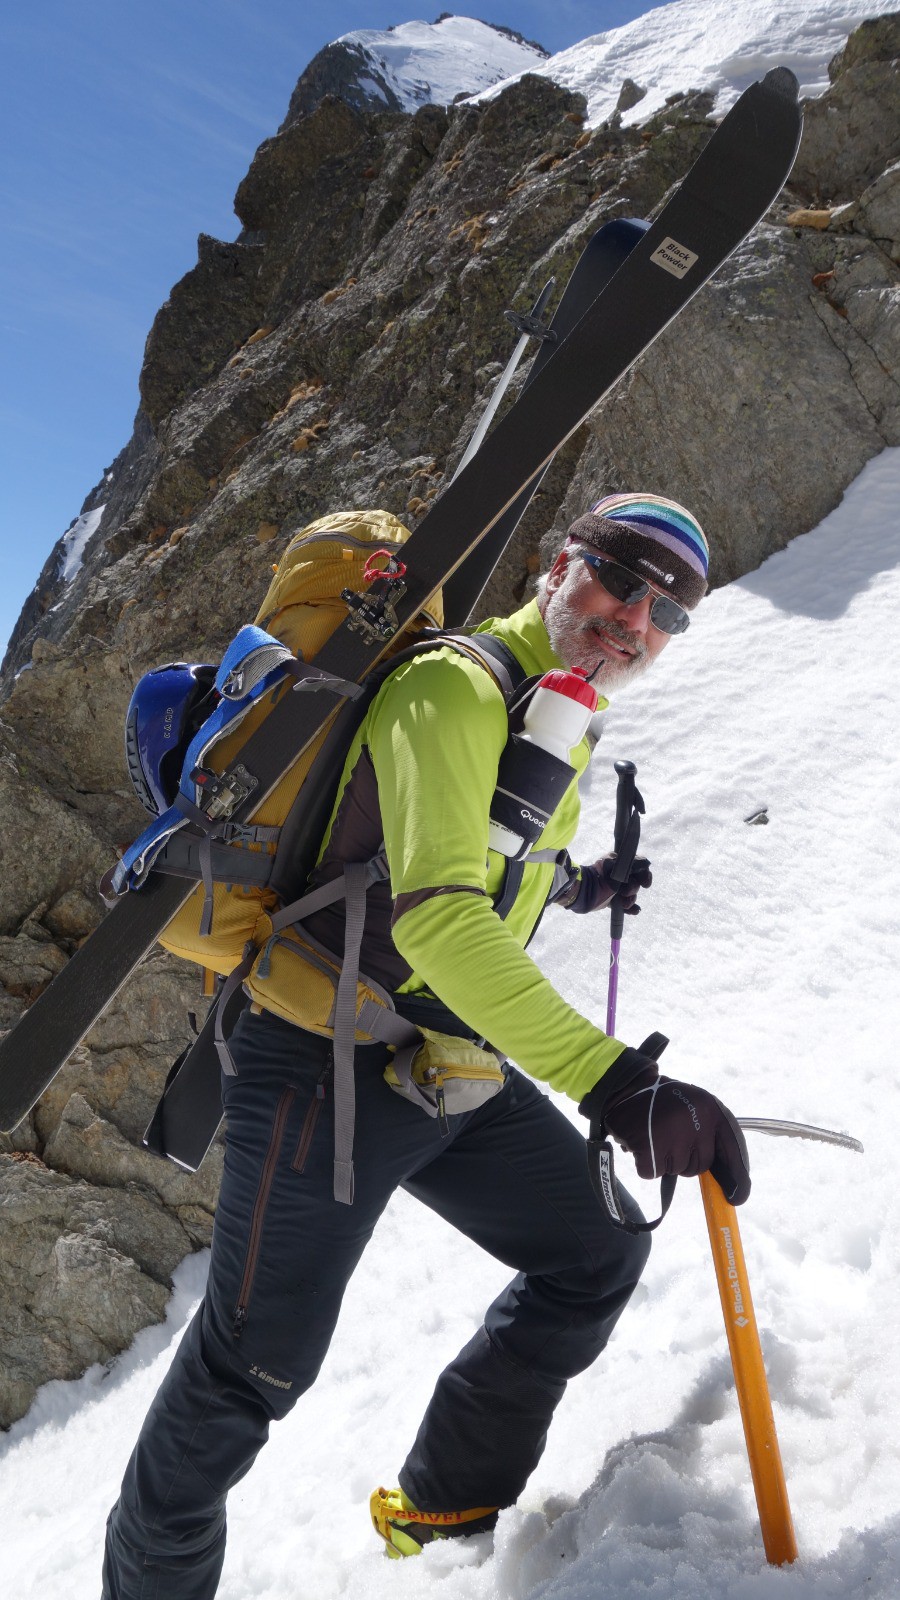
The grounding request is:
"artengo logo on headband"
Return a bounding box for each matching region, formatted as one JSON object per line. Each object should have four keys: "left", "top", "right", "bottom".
{"left": 650, "top": 237, "right": 699, "bottom": 279}
{"left": 638, "top": 558, "right": 676, "bottom": 585}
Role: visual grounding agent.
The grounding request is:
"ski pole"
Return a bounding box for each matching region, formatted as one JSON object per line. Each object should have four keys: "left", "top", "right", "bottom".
{"left": 451, "top": 278, "right": 556, "bottom": 483}
{"left": 605, "top": 759, "right": 644, "bottom": 1035}
{"left": 699, "top": 1171, "right": 798, "bottom": 1565}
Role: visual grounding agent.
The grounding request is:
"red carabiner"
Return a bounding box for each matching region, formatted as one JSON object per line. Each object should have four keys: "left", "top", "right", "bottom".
{"left": 363, "top": 549, "right": 407, "bottom": 584}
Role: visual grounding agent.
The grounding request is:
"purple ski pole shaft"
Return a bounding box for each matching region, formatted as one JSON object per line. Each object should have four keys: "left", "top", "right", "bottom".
{"left": 606, "top": 937, "right": 621, "bottom": 1034}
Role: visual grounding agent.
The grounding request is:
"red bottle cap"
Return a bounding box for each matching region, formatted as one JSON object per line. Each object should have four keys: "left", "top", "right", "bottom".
{"left": 538, "top": 667, "right": 598, "bottom": 711}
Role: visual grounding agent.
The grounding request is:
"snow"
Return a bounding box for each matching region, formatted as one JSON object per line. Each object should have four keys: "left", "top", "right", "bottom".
{"left": 58, "top": 503, "right": 105, "bottom": 584}
{"left": 331, "top": 16, "right": 547, "bottom": 110}
{"left": 2, "top": 446, "right": 899, "bottom": 1595}
{"left": 477, "top": 0, "right": 900, "bottom": 126}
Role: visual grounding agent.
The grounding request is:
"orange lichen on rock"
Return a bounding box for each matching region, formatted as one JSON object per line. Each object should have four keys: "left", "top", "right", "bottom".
{"left": 322, "top": 278, "right": 357, "bottom": 306}
{"left": 449, "top": 213, "right": 490, "bottom": 250}
{"left": 786, "top": 208, "right": 833, "bottom": 230}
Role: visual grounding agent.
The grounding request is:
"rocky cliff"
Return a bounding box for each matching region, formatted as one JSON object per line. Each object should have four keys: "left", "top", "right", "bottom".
{"left": 0, "top": 14, "right": 897, "bottom": 1427}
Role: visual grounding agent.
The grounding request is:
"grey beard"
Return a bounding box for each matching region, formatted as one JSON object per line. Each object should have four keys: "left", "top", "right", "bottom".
{"left": 544, "top": 588, "right": 650, "bottom": 688}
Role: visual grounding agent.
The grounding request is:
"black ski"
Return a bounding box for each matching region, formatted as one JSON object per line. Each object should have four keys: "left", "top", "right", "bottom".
{"left": 0, "top": 68, "right": 802, "bottom": 1135}
{"left": 442, "top": 215, "right": 649, "bottom": 626}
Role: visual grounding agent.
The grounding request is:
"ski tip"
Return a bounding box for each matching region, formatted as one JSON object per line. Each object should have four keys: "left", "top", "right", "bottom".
{"left": 761, "top": 67, "right": 800, "bottom": 103}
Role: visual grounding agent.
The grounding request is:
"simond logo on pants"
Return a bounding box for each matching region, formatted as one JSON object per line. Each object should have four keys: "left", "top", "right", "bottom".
{"left": 250, "top": 1365, "right": 293, "bottom": 1391}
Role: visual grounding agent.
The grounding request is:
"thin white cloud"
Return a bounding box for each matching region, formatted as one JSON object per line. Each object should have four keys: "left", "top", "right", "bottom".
{"left": 145, "top": 59, "right": 276, "bottom": 136}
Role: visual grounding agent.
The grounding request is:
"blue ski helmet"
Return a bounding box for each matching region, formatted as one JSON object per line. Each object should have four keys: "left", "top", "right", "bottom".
{"left": 125, "top": 662, "right": 217, "bottom": 815}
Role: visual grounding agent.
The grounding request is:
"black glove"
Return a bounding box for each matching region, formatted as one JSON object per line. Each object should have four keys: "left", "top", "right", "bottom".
{"left": 563, "top": 853, "right": 652, "bottom": 915}
{"left": 602, "top": 1072, "right": 751, "bottom": 1206}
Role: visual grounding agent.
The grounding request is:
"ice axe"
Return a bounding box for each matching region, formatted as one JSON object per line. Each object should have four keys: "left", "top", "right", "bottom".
{"left": 699, "top": 1169, "right": 797, "bottom": 1563}
{"left": 699, "top": 1113, "right": 862, "bottom": 1564}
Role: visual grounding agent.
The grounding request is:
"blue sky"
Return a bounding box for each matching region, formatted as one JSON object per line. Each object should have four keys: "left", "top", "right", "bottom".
{"left": 0, "top": 0, "right": 662, "bottom": 655}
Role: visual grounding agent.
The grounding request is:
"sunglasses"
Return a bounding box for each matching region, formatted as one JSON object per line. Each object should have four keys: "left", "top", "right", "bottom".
{"left": 577, "top": 550, "right": 690, "bottom": 636}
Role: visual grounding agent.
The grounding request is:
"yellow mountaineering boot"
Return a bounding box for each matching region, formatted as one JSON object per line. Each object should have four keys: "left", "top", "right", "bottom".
{"left": 369, "top": 1486, "right": 499, "bottom": 1558}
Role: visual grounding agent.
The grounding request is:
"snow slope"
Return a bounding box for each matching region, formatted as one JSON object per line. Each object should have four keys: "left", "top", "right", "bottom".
{"left": 478, "top": 0, "right": 900, "bottom": 125}
{"left": 2, "top": 448, "right": 899, "bottom": 1596}
{"left": 328, "top": 16, "right": 547, "bottom": 111}
{"left": 58, "top": 504, "right": 105, "bottom": 584}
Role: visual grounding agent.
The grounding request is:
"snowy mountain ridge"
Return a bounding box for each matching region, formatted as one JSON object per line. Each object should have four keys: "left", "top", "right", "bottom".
{"left": 283, "top": 15, "right": 548, "bottom": 123}
{"left": 338, "top": 14, "right": 548, "bottom": 103}
{"left": 299, "top": 2, "right": 900, "bottom": 127}
{"left": 480, "top": 0, "right": 896, "bottom": 123}
{"left": 481, "top": 0, "right": 900, "bottom": 125}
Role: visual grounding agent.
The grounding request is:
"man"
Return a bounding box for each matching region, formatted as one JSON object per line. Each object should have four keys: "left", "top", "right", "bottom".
{"left": 102, "top": 492, "right": 750, "bottom": 1597}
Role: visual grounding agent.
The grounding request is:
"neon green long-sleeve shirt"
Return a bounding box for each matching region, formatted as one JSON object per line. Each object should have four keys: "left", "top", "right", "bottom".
{"left": 361, "top": 599, "right": 627, "bottom": 1102}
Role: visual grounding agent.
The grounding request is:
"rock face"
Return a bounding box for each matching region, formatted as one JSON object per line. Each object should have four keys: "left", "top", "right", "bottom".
{"left": 0, "top": 16, "right": 898, "bottom": 1428}
{"left": 0, "top": 1148, "right": 199, "bottom": 1426}
{"left": 791, "top": 16, "right": 900, "bottom": 201}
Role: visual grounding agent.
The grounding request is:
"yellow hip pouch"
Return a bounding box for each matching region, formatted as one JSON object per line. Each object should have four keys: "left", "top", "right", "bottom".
{"left": 384, "top": 1027, "right": 506, "bottom": 1130}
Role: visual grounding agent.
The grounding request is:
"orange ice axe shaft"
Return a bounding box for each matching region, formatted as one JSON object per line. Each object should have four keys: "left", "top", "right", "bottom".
{"left": 700, "top": 1171, "right": 798, "bottom": 1566}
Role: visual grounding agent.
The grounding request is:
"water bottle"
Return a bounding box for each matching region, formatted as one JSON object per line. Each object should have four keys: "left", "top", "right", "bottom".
{"left": 488, "top": 667, "right": 598, "bottom": 858}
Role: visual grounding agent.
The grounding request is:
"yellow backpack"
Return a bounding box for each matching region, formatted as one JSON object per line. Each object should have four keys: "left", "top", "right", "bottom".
{"left": 127, "top": 510, "right": 526, "bottom": 1200}
{"left": 157, "top": 509, "right": 442, "bottom": 980}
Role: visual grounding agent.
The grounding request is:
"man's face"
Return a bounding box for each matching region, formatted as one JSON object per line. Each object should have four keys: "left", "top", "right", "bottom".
{"left": 540, "top": 545, "right": 674, "bottom": 687}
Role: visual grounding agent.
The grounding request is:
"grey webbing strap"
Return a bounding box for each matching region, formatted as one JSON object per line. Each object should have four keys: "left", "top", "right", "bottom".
{"left": 265, "top": 873, "right": 354, "bottom": 938}
{"left": 171, "top": 792, "right": 215, "bottom": 830}
{"left": 357, "top": 1000, "right": 436, "bottom": 1117}
{"left": 169, "top": 801, "right": 282, "bottom": 923}
{"left": 493, "top": 846, "right": 569, "bottom": 923}
{"left": 391, "top": 1041, "right": 438, "bottom": 1116}
{"left": 263, "top": 852, "right": 388, "bottom": 941}
{"left": 173, "top": 793, "right": 219, "bottom": 937}
{"left": 529, "top": 847, "right": 576, "bottom": 903}
{"left": 214, "top": 949, "right": 257, "bottom": 1075}
{"left": 232, "top": 824, "right": 282, "bottom": 843}
{"left": 445, "top": 634, "right": 519, "bottom": 700}
{"left": 212, "top": 875, "right": 356, "bottom": 1075}
{"left": 357, "top": 999, "right": 421, "bottom": 1048}
{"left": 211, "top": 856, "right": 391, "bottom": 1078}
{"left": 332, "top": 863, "right": 368, "bottom": 1204}
{"left": 211, "top": 883, "right": 349, "bottom": 1075}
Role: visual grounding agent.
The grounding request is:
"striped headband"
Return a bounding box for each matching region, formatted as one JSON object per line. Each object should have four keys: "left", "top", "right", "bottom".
{"left": 566, "top": 492, "right": 709, "bottom": 611}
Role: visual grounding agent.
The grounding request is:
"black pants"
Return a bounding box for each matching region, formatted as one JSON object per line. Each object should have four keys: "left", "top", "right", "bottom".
{"left": 102, "top": 1007, "right": 650, "bottom": 1599}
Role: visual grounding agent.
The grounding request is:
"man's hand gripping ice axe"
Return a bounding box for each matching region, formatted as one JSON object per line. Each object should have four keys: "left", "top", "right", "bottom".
{"left": 578, "top": 759, "right": 802, "bottom": 1566}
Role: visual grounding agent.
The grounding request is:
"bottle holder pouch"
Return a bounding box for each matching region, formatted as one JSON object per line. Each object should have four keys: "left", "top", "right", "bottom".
{"left": 489, "top": 735, "right": 575, "bottom": 857}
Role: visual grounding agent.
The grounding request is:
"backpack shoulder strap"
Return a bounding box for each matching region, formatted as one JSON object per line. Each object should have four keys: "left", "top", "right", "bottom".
{"left": 348, "top": 627, "right": 528, "bottom": 706}
{"left": 268, "top": 630, "right": 523, "bottom": 902}
{"left": 448, "top": 632, "right": 527, "bottom": 702}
